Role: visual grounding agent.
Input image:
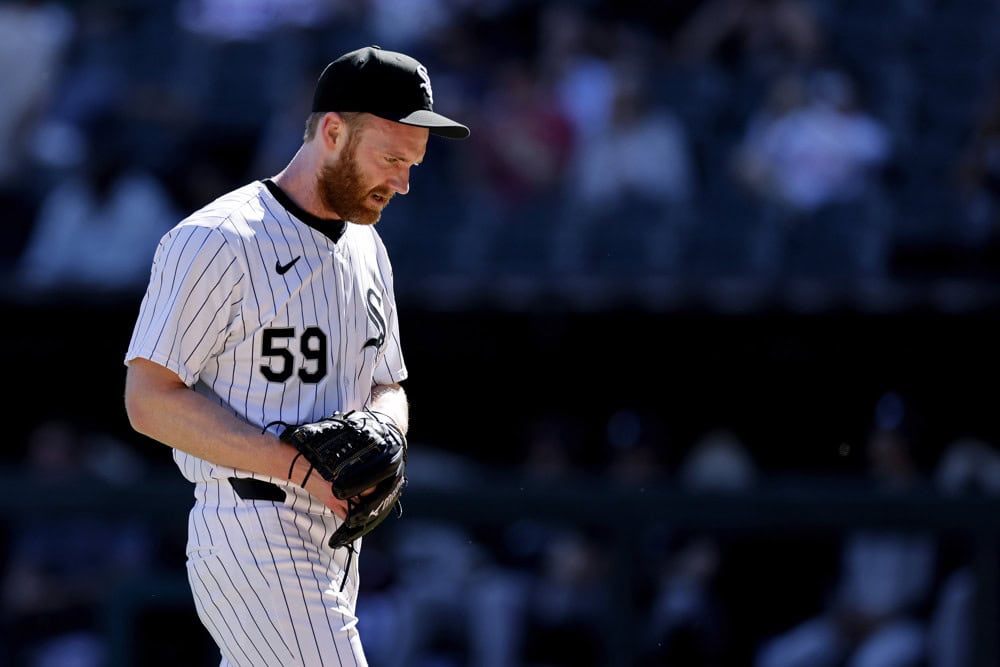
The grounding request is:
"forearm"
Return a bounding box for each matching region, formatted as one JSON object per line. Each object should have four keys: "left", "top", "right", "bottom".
{"left": 369, "top": 383, "right": 408, "bottom": 435}
{"left": 125, "top": 358, "right": 298, "bottom": 479}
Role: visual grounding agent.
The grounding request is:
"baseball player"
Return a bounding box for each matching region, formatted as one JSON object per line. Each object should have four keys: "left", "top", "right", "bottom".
{"left": 123, "top": 46, "right": 469, "bottom": 666}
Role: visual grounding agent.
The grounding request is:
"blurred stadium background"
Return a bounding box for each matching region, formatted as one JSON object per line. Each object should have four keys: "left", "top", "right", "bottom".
{"left": 1, "top": 0, "right": 999, "bottom": 665}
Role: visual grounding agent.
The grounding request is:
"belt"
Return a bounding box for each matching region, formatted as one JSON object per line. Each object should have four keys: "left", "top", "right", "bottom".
{"left": 228, "top": 477, "right": 287, "bottom": 502}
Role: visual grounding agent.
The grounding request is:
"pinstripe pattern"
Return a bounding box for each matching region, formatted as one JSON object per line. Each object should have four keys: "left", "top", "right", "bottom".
{"left": 125, "top": 180, "right": 405, "bottom": 666}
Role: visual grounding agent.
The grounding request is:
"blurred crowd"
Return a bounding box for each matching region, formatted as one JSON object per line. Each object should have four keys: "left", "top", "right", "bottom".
{"left": 1, "top": 0, "right": 999, "bottom": 306}
{"left": 3, "top": 391, "right": 999, "bottom": 666}
{"left": 2, "top": 0, "right": 1000, "bottom": 665}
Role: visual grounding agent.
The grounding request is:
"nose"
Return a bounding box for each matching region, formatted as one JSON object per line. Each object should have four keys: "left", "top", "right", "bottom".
{"left": 388, "top": 168, "right": 410, "bottom": 196}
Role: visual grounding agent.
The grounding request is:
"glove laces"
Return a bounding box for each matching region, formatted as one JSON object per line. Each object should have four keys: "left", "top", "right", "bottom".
{"left": 336, "top": 502, "right": 359, "bottom": 593}
{"left": 262, "top": 420, "right": 318, "bottom": 487}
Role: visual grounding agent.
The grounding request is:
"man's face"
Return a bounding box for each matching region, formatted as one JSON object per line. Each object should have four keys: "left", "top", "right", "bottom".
{"left": 317, "top": 115, "right": 429, "bottom": 225}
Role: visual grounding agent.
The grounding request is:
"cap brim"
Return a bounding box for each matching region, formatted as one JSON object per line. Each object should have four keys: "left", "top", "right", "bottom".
{"left": 395, "top": 109, "right": 470, "bottom": 139}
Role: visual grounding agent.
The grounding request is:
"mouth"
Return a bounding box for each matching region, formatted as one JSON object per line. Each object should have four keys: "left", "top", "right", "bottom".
{"left": 369, "top": 192, "right": 394, "bottom": 210}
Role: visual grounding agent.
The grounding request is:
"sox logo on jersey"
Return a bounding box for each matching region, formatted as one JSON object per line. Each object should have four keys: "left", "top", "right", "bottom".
{"left": 363, "top": 288, "right": 386, "bottom": 350}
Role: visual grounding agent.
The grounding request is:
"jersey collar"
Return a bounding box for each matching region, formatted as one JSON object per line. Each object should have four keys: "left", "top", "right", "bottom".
{"left": 262, "top": 178, "right": 347, "bottom": 244}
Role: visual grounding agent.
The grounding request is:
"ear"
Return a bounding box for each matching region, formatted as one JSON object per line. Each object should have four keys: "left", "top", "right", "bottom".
{"left": 320, "top": 112, "right": 346, "bottom": 151}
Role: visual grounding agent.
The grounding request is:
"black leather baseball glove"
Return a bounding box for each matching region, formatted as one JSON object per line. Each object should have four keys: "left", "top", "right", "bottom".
{"left": 279, "top": 409, "right": 407, "bottom": 549}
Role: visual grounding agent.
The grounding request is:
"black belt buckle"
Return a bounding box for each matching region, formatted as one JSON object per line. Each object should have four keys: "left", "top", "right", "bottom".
{"left": 228, "top": 477, "right": 286, "bottom": 502}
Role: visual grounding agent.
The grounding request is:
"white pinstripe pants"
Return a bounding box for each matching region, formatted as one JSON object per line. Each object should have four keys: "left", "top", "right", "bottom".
{"left": 185, "top": 479, "right": 366, "bottom": 667}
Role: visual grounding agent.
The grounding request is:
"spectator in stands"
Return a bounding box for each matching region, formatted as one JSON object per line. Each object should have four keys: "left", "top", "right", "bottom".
{"left": 175, "top": 0, "right": 334, "bottom": 43}
{"left": 0, "top": 0, "right": 74, "bottom": 270}
{"left": 604, "top": 406, "right": 672, "bottom": 485}
{"left": 23, "top": 1, "right": 196, "bottom": 189}
{"left": 1, "top": 418, "right": 153, "bottom": 667}
{"left": 554, "top": 64, "right": 696, "bottom": 275}
{"left": 172, "top": 0, "right": 347, "bottom": 133}
{"left": 926, "top": 436, "right": 1000, "bottom": 667}
{"left": 0, "top": 0, "right": 73, "bottom": 186}
{"left": 364, "top": 518, "right": 502, "bottom": 667}
{"left": 636, "top": 429, "right": 759, "bottom": 666}
{"left": 677, "top": 428, "right": 759, "bottom": 493}
{"left": 355, "top": 415, "right": 609, "bottom": 667}
{"left": 671, "top": 0, "right": 824, "bottom": 78}
{"left": 934, "top": 436, "right": 1000, "bottom": 498}
{"left": 755, "top": 394, "right": 937, "bottom": 667}
{"left": 452, "top": 57, "right": 575, "bottom": 274}
{"left": 467, "top": 58, "right": 575, "bottom": 221}
{"left": 955, "top": 76, "right": 1000, "bottom": 272}
{"left": 572, "top": 67, "right": 695, "bottom": 210}
{"left": 538, "top": 4, "right": 617, "bottom": 143}
{"left": 733, "top": 68, "right": 891, "bottom": 215}
{"left": 356, "top": 444, "right": 528, "bottom": 667}
{"left": 15, "top": 112, "right": 179, "bottom": 298}
{"left": 669, "top": 0, "right": 825, "bottom": 140}
{"left": 731, "top": 68, "right": 893, "bottom": 278}
{"left": 366, "top": 0, "right": 459, "bottom": 52}
{"left": 438, "top": 414, "right": 615, "bottom": 667}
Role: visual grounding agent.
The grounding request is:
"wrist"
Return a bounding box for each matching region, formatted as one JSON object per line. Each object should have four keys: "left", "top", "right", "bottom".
{"left": 366, "top": 409, "right": 408, "bottom": 437}
{"left": 366, "top": 409, "right": 400, "bottom": 429}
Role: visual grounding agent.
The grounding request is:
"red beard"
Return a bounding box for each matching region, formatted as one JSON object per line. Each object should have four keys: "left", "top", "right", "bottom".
{"left": 316, "top": 138, "right": 394, "bottom": 225}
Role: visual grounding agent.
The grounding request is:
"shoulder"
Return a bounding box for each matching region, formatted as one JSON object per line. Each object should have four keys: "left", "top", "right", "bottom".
{"left": 153, "top": 183, "right": 259, "bottom": 251}
{"left": 167, "top": 181, "right": 277, "bottom": 243}
{"left": 186, "top": 181, "right": 270, "bottom": 228}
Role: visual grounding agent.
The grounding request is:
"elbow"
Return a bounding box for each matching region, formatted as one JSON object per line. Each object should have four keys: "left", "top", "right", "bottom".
{"left": 123, "top": 368, "right": 164, "bottom": 439}
{"left": 124, "top": 387, "right": 155, "bottom": 438}
{"left": 124, "top": 358, "right": 184, "bottom": 443}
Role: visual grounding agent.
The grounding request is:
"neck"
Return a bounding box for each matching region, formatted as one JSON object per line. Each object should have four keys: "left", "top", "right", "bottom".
{"left": 272, "top": 148, "right": 337, "bottom": 219}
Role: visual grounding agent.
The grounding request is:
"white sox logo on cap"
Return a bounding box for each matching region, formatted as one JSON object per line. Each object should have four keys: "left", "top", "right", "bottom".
{"left": 416, "top": 64, "right": 433, "bottom": 106}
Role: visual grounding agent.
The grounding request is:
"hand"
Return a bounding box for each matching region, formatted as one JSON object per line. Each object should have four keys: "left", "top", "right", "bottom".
{"left": 287, "top": 444, "right": 350, "bottom": 517}
{"left": 305, "top": 475, "right": 351, "bottom": 518}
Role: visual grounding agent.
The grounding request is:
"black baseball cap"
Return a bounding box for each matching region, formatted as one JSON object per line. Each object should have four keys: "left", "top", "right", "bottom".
{"left": 312, "top": 46, "right": 470, "bottom": 140}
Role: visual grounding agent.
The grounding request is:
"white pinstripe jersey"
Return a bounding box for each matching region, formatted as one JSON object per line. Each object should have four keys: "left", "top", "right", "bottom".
{"left": 125, "top": 179, "right": 406, "bottom": 484}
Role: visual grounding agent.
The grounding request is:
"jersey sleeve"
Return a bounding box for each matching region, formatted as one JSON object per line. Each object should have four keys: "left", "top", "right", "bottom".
{"left": 125, "top": 223, "right": 243, "bottom": 387}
